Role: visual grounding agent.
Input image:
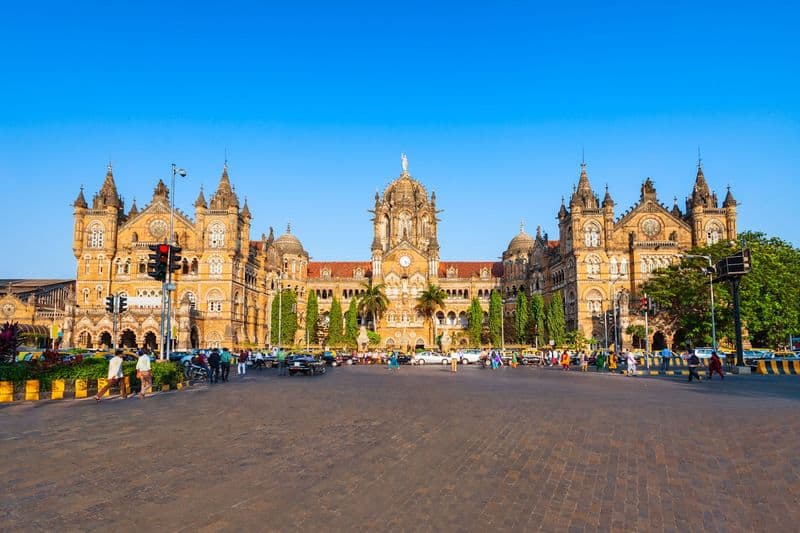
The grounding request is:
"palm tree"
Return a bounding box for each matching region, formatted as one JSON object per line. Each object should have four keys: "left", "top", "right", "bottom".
{"left": 415, "top": 283, "right": 446, "bottom": 349}
{"left": 357, "top": 281, "right": 389, "bottom": 332}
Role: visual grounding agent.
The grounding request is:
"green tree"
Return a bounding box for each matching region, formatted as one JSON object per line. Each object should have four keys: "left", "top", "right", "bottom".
{"left": 488, "top": 290, "right": 503, "bottom": 346}
{"left": 545, "top": 292, "right": 566, "bottom": 346}
{"left": 367, "top": 330, "right": 381, "bottom": 347}
{"left": 327, "top": 297, "right": 343, "bottom": 347}
{"left": 529, "top": 293, "right": 545, "bottom": 347}
{"left": 357, "top": 282, "right": 389, "bottom": 331}
{"left": 515, "top": 292, "right": 529, "bottom": 344}
{"left": 415, "top": 283, "right": 446, "bottom": 348}
{"left": 270, "top": 289, "right": 297, "bottom": 346}
{"left": 625, "top": 324, "right": 647, "bottom": 349}
{"left": 305, "top": 291, "right": 319, "bottom": 345}
{"left": 344, "top": 298, "right": 359, "bottom": 348}
{"left": 564, "top": 329, "right": 591, "bottom": 352}
{"left": 466, "top": 297, "right": 483, "bottom": 347}
{"left": 643, "top": 231, "right": 800, "bottom": 349}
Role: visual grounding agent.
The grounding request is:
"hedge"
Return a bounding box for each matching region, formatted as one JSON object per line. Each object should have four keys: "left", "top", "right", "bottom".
{"left": 0, "top": 359, "right": 184, "bottom": 390}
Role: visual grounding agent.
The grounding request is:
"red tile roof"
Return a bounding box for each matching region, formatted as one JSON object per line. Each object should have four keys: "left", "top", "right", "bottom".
{"left": 307, "top": 261, "right": 372, "bottom": 279}
{"left": 547, "top": 240, "right": 559, "bottom": 250}
{"left": 438, "top": 261, "right": 503, "bottom": 278}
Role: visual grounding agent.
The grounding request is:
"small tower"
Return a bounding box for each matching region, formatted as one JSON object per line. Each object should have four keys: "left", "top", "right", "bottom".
{"left": 723, "top": 186, "right": 738, "bottom": 240}
{"left": 602, "top": 184, "right": 615, "bottom": 248}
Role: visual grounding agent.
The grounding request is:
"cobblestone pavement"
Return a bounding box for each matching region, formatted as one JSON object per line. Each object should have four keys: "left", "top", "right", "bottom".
{"left": 2, "top": 365, "right": 799, "bottom": 532}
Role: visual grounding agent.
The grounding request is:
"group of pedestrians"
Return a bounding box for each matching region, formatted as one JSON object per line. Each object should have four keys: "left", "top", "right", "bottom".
{"left": 94, "top": 349, "right": 153, "bottom": 402}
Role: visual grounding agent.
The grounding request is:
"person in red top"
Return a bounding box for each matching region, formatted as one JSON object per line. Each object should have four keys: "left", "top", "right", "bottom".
{"left": 560, "top": 351, "right": 571, "bottom": 371}
{"left": 708, "top": 351, "right": 724, "bottom": 380}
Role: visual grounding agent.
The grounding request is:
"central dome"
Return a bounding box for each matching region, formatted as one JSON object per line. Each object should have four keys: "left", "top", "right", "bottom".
{"left": 506, "top": 227, "right": 534, "bottom": 254}
{"left": 274, "top": 224, "right": 305, "bottom": 255}
{"left": 383, "top": 174, "right": 428, "bottom": 206}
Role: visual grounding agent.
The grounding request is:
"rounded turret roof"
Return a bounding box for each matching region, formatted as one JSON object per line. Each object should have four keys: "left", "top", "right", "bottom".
{"left": 274, "top": 224, "right": 305, "bottom": 255}
{"left": 506, "top": 227, "right": 534, "bottom": 254}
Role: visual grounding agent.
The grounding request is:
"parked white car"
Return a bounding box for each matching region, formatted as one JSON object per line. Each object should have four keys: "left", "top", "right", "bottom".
{"left": 414, "top": 351, "right": 449, "bottom": 365}
{"left": 455, "top": 349, "right": 482, "bottom": 365}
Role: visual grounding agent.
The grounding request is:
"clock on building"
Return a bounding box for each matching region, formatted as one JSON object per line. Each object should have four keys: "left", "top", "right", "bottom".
{"left": 399, "top": 255, "right": 411, "bottom": 267}
{"left": 642, "top": 218, "right": 662, "bottom": 238}
{"left": 2, "top": 303, "right": 15, "bottom": 317}
{"left": 148, "top": 219, "right": 167, "bottom": 239}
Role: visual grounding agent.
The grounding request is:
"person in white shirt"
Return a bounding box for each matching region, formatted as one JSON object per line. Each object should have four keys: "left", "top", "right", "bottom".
{"left": 626, "top": 350, "right": 637, "bottom": 377}
{"left": 95, "top": 349, "right": 127, "bottom": 402}
{"left": 136, "top": 351, "right": 152, "bottom": 399}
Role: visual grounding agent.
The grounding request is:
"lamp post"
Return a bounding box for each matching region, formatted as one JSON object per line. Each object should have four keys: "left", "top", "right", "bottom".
{"left": 685, "top": 254, "right": 717, "bottom": 350}
{"left": 163, "top": 163, "right": 186, "bottom": 361}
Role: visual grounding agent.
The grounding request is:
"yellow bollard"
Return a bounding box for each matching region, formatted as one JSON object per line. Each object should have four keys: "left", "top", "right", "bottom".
{"left": 75, "top": 379, "right": 87, "bottom": 398}
{"left": 162, "top": 383, "right": 170, "bottom": 392}
{"left": 0, "top": 381, "right": 13, "bottom": 402}
{"left": 97, "top": 378, "right": 110, "bottom": 397}
{"left": 25, "top": 380, "right": 40, "bottom": 401}
{"left": 123, "top": 376, "right": 131, "bottom": 396}
{"left": 51, "top": 379, "right": 65, "bottom": 400}
{"left": 176, "top": 382, "right": 183, "bottom": 390}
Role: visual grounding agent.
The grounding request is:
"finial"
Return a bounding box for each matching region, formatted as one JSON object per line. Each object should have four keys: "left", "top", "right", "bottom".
{"left": 561, "top": 195, "right": 565, "bottom": 205}
{"left": 581, "top": 146, "right": 585, "bottom": 166}
{"left": 224, "top": 147, "right": 228, "bottom": 169}
{"left": 697, "top": 146, "right": 703, "bottom": 169}
{"left": 520, "top": 219, "right": 525, "bottom": 233}
{"left": 286, "top": 221, "right": 291, "bottom": 234}
{"left": 673, "top": 195, "right": 678, "bottom": 204}
{"left": 401, "top": 152, "right": 408, "bottom": 173}
{"left": 107, "top": 161, "right": 113, "bottom": 173}
{"left": 605, "top": 183, "right": 609, "bottom": 192}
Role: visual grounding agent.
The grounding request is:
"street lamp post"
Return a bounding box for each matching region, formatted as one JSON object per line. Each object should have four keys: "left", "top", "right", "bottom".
{"left": 163, "top": 163, "right": 186, "bottom": 361}
{"left": 686, "top": 254, "right": 717, "bottom": 350}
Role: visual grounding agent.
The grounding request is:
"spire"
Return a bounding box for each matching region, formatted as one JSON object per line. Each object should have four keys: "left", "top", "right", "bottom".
{"left": 723, "top": 185, "right": 737, "bottom": 208}
{"left": 209, "top": 163, "right": 239, "bottom": 210}
{"left": 558, "top": 195, "right": 568, "bottom": 218}
{"left": 267, "top": 226, "right": 275, "bottom": 243}
{"left": 602, "top": 184, "right": 614, "bottom": 208}
{"left": 570, "top": 163, "right": 598, "bottom": 209}
{"left": 152, "top": 179, "right": 169, "bottom": 201}
{"left": 128, "top": 197, "right": 138, "bottom": 217}
{"left": 73, "top": 185, "right": 88, "bottom": 209}
{"left": 671, "top": 196, "right": 682, "bottom": 217}
{"left": 242, "top": 197, "right": 251, "bottom": 218}
{"left": 94, "top": 163, "right": 121, "bottom": 209}
{"left": 194, "top": 185, "right": 207, "bottom": 208}
{"left": 689, "top": 159, "right": 712, "bottom": 211}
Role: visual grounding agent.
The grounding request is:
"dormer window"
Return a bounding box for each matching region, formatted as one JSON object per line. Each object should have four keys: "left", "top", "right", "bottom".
{"left": 321, "top": 268, "right": 331, "bottom": 279}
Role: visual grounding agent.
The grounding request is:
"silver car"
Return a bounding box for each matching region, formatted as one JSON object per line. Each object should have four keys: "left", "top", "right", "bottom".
{"left": 414, "top": 351, "right": 449, "bottom": 365}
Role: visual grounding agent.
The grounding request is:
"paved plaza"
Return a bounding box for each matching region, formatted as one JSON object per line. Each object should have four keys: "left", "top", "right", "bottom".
{"left": 1, "top": 365, "right": 799, "bottom": 532}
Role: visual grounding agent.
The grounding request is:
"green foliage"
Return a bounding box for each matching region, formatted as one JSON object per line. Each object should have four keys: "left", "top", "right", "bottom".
{"left": 357, "top": 282, "right": 389, "bottom": 331}
{"left": 0, "top": 359, "right": 183, "bottom": 389}
{"left": 467, "top": 297, "right": 483, "bottom": 347}
{"left": 367, "top": 330, "right": 381, "bottom": 347}
{"left": 545, "top": 292, "right": 566, "bottom": 346}
{"left": 415, "top": 283, "right": 446, "bottom": 346}
{"left": 271, "top": 289, "right": 298, "bottom": 346}
{"left": 327, "top": 297, "right": 344, "bottom": 346}
{"left": 643, "top": 231, "right": 800, "bottom": 349}
{"left": 488, "top": 290, "right": 503, "bottom": 346}
{"left": 515, "top": 292, "right": 529, "bottom": 344}
{"left": 344, "top": 298, "right": 359, "bottom": 348}
{"left": 528, "top": 293, "right": 545, "bottom": 347}
{"left": 564, "top": 329, "right": 591, "bottom": 352}
{"left": 305, "top": 291, "right": 319, "bottom": 345}
{"left": 625, "top": 325, "right": 647, "bottom": 349}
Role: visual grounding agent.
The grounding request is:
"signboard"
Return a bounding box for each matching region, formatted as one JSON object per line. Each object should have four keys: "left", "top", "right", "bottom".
{"left": 127, "top": 296, "right": 163, "bottom": 308}
{"left": 715, "top": 249, "right": 751, "bottom": 279}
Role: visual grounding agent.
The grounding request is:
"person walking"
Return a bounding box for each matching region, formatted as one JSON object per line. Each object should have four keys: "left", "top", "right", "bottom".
{"left": 388, "top": 352, "right": 400, "bottom": 372}
{"left": 687, "top": 352, "right": 702, "bottom": 382}
{"left": 219, "top": 347, "right": 232, "bottom": 382}
{"left": 580, "top": 351, "right": 589, "bottom": 372}
{"left": 136, "top": 351, "right": 152, "bottom": 399}
{"left": 708, "top": 351, "right": 725, "bottom": 380}
{"left": 608, "top": 352, "right": 618, "bottom": 373}
{"left": 237, "top": 350, "right": 249, "bottom": 375}
{"left": 596, "top": 351, "right": 606, "bottom": 372}
{"left": 208, "top": 348, "right": 221, "bottom": 383}
{"left": 450, "top": 350, "right": 458, "bottom": 373}
{"left": 510, "top": 351, "right": 518, "bottom": 369}
{"left": 660, "top": 346, "right": 673, "bottom": 373}
{"left": 560, "top": 350, "right": 570, "bottom": 371}
{"left": 95, "top": 349, "right": 127, "bottom": 402}
{"left": 277, "top": 348, "right": 287, "bottom": 376}
{"left": 626, "top": 350, "right": 637, "bottom": 376}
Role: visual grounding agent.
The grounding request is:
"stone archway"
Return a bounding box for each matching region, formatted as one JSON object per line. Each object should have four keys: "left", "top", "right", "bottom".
{"left": 99, "top": 331, "right": 112, "bottom": 349}
{"left": 190, "top": 326, "right": 199, "bottom": 349}
{"left": 415, "top": 337, "right": 426, "bottom": 350}
{"left": 652, "top": 331, "right": 667, "bottom": 351}
{"left": 78, "top": 331, "right": 92, "bottom": 349}
{"left": 673, "top": 328, "right": 688, "bottom": 352}
{"left": 121, "top": 329, "right": 137, "bottom": 349}
{"left": 144, "top": 331, "right": 158, "bottom": 351}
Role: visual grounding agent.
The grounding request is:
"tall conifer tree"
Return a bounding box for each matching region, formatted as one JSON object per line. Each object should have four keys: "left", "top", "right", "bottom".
{"left": 328, "top": 296, "right": 343, "bottom": 347}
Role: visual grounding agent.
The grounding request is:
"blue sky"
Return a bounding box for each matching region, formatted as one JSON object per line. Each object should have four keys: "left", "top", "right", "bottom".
{"left": 1, "top": 1, "right": 798, "bottom": 278}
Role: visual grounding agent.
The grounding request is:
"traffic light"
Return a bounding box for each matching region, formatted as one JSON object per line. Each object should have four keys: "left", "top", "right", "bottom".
{"left": 169, "top": 245, "right": 182, "bottom": 272}
{"left": 647, "top": 297, "right": 656, "bottom": 314}
{"left": 147, "top": 243, "right": 170, "bottom": 281}
{"left": 118, "top": 294, "right": 128, "bottom": 313}
{"left": 105, "top": 295, "right": 115, "bottom": 313}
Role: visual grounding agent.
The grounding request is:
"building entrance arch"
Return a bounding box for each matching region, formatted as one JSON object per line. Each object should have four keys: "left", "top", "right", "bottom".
{"left": 144, "top": 331, "right": 158, "bottom": 351}
{"left": 190, "top": 327, "right": 199, "bottom": 349}
{"left": 99, "top": 331, "right": 112, "bottom": 349}
{"left": 652, "top": 331, "right": 667, "bottom": 351}
{"left": 121, "top": 329, "right": 137, "bottom": 349}
{"left": 78, "top": 331, "right": 92, "bottom": 349}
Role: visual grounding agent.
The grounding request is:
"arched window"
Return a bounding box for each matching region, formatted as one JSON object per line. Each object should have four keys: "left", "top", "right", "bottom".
{"left": 181, "top": 258, "right": 189, "bottom": 275}
{"left": 209, "top": 257, "right": 224, "bottom": 275}
{"left": 609, "top": 257, "right": 618, "bottom": 275}
{"left": 583, "top": 223, "right": 600, "bottom": 247}
{"left": 131, "top": 232, "right": 138, "bottom": 243}
{"left": 585, "top": 255, "right": 601, "bottom": 275}
{"left": 207, "top": 289, "right": 224, "bottom": 313}
{"left": 620, "top": 258, "right": 628, "bottom": 274}
{"left": 586, "top": 289, "right": 603, "bottom": 315}
{"left": 190, "top": 258, "right": 199, "bottom": 274}
{"left": 706, "top": 221, "right": 723, "bottom": 245}
{"left": 88, "top": 222, "right": 104, "bottom": 248}
{"left": 138, "top": 259, "right": 146, "bottom": 274}
{"left": 209, "top": 223, "right": 225, "bottom": 248}
{"left": 82, "top": 288, "right": 90, "bottom": 304}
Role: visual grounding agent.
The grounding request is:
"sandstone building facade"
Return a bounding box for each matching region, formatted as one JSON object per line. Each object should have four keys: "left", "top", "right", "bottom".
{"left": 60, "top": 157, "right": 736, "bottom": 352}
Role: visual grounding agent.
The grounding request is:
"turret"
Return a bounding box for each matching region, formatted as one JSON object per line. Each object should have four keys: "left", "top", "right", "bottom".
{"left": 128, "top": 197, "right": 138, "bottom": 218}
{"left": 209, "top": 163, "right": 239, "bottom": 210}
{"left": 724, "top": 186, "right": 738, "bottom": 239}
{"left": 570, "top": 163, "right": 598, "bottom": 210}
